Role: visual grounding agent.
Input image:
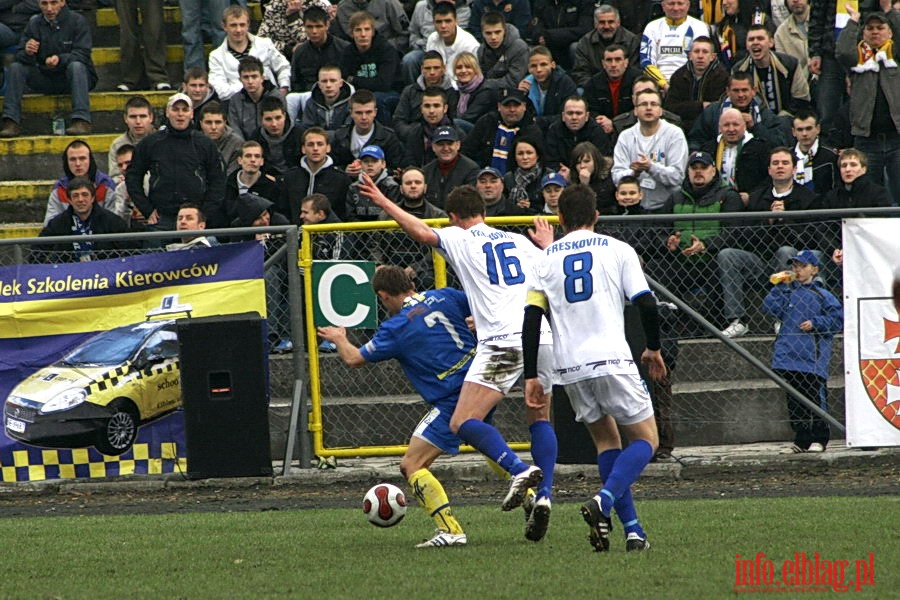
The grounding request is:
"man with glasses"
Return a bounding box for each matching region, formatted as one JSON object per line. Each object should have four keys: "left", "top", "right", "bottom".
{"left": 611, "top": 89, "right": 688, "bottom": 211}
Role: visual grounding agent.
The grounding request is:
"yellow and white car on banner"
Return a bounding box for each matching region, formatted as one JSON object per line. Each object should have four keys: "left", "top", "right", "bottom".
{"left": 4, "top": 300, "right": 189, "bottom": 455}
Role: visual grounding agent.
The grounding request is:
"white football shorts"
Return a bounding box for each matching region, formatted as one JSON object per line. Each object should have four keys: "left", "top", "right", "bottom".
{"left": 464, "top": 344, "right": 556, "bottom": 395}
{"left": 565, "top": 373, "right": 654, "bottom": 425}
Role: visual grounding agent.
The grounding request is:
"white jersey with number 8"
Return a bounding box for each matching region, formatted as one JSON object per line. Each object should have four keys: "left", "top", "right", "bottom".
{"left": 529, "top": 229, "right": 650, "bottom": 384}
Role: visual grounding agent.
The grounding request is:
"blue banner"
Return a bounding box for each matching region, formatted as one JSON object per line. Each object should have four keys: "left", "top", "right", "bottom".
{"left": 0, "top": 243, "right": 267, "bottom": 482}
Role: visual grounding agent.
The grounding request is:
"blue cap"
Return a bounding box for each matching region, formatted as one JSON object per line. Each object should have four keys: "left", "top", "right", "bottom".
{"left": 359, "top": 145, "right": 385, "bottom": 160}
{"left": 541, "top": 172, "right": 568, "bottom": 189}
{"left": 789, "top": 250, "right": 820, "bottom": 267}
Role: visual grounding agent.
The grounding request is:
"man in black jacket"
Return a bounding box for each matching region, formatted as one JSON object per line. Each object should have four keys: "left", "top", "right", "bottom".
{"left": 731, "top": 25, "right": 811, "bottom": 116}
{"left": 791, "top": 110, "right": 839, "bottom": 196}
{"left": 582, "top": 44, "right": 641, "bottom": 134}
{"left": 224, "top": 140, "right": 283, "bottom": 224}
{"left": 715, "top": 147, "right": 820, "bottom": 338}
{"left": 330, "top": 89, "right": 406, "bottom": 174}
{"left": 0, "top": 0, "right": 97, "bottom": 137}
{"left": 291, "top": 7, "right": 350, "bottom": 94}
{"left": 460, "top": 87, "right": 542, "bottom": 173}
{"left": 280, "top": 127, "right": 353, "bottom": 223}
{"left": 35, "top": 177, "right": 129, "bottom": 263}
{"left": 663, "top": 36, "right": 729, "bottom": 133}
{"left": 126, "top": 93, "right": 227, "bottom": 231}
{"left": 422, "top": 125, "right": 479, "bottom": 208}
{"left": 701, "top": 107, "right": 772, "bottom": 204}
{"left": 545, "top": 95, "right": 612, "bottom": 170}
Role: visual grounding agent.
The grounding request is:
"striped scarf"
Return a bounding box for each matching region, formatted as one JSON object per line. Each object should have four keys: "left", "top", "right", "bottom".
{"left": 852, "top": 39, "right": 897, "bottom": 73}
{"left": 490, "top": 124, "right": 519, "bottom": 175}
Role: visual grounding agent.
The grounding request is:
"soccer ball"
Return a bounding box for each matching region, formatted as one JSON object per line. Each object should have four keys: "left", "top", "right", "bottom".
{"left": 363, "top": 483, "right": 408, "bottom": 527}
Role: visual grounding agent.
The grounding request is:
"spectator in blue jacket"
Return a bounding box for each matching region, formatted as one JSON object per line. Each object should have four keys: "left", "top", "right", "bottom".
{"left": 763, "top": 250, "right": 843, "bottom": 454}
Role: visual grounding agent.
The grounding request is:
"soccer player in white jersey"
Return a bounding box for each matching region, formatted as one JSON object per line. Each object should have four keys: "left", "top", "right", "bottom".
{"left": 358, "top": 175, "right": 559, "bottom": 542}
{"left": 523, "top": 183, "right": 666, "bottom": 553}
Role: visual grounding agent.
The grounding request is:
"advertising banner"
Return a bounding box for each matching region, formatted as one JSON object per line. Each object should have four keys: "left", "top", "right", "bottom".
{"left": 0, "top": 242, "right": 266, "bottom": 482}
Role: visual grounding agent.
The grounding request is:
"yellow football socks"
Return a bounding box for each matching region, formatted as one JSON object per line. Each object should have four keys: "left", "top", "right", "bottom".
{"left": 408, "top": 468, "right": 464, "bottom": 535}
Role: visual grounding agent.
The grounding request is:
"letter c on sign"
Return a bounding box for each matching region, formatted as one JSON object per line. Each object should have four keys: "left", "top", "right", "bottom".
{"left": 318, "top": 263, "right": 371, "bottom": 327}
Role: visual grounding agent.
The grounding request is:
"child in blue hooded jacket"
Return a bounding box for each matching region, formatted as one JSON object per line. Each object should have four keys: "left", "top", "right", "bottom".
{"left": 763, "top": 249, "right": 843, "bottom": 453}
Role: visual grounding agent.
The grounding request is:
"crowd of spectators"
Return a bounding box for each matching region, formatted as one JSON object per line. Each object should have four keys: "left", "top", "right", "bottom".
{"left": 4, "top": 0, "right": 899, "bottom": 344}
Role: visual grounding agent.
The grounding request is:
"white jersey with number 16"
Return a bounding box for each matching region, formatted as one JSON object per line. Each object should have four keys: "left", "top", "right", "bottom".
{"left": 436, "top": 223, "right": 543, "bottom": 348}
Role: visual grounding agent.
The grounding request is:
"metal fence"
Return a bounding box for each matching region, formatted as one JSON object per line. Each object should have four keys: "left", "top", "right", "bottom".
{"left": 300, "top": 208, "right": 897, "bottom": 460}
{"left": 2, "top": 208, "right": 896, "bottom": 467}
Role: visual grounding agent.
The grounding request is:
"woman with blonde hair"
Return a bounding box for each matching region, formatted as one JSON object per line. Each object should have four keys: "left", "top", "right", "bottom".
{"left": 452, "top": 52, "right": 495, "bottom": 130}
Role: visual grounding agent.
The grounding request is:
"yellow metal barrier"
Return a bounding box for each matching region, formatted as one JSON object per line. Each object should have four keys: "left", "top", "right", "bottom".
{"left": 300, "top": 216, "right": 559, "bottom": 458}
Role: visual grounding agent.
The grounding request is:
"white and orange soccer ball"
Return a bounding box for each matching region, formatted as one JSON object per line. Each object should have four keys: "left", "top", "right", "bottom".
{"left": 363, "top": 483, "right": 408, "bottom": 527}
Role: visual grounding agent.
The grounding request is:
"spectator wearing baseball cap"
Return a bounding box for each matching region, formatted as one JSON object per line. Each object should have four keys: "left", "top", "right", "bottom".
{"left": 540, "top": 171, "right": 567, "bottom": 214}
{"left": 460, "top": 86, "right": 542, "bottom": 172}
{"left": 423, "top": 125, "right": 480, "bottom": 208}
{"left": 655, "top": 145, "right": 742, "bottom": 329}
{"left": 346, "top": 145, "right": 401, "bottom": 222}
{"left": 126, "top": 91, "right": 227, "bottom": 234}
{"left": 763, "top": 247, "right": 842, "bottom": 454}
{"left": 476, "top": 166, "right": 516, "bottom": 216}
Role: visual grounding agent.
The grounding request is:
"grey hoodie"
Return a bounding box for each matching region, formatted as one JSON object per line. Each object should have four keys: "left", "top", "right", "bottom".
{"left": 477, "top": 24, "right": 529, "bottom": 90}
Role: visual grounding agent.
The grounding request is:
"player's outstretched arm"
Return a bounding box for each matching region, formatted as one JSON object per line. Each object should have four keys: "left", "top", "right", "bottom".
{"left": 358, "top": 173, "right": 439, "bottom": 246}
{"left": 317, "top": 326, "right": 367, "bottom": 367}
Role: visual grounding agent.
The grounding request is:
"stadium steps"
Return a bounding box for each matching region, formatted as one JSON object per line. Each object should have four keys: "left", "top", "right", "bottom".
{"left": 88, "top": 4, "right": 263, "bottom": 88}
{"left": 267, "top": 336, "right": 848, "bottom": 455}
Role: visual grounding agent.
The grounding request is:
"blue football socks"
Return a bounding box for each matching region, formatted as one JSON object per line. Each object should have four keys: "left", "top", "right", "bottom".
{"left": 598, "top": 446, "right": 648, "bottom": 538}
{"left": 458, "top": 418, "right": 527, "bottom": 475}
{"left": 529, "top": 420, "right": 557, "bottom": 500}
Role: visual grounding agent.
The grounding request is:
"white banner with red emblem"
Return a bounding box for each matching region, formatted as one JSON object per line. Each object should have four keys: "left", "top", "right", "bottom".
{"left": 843, "top": 219, "right": 900, "bottom": 447}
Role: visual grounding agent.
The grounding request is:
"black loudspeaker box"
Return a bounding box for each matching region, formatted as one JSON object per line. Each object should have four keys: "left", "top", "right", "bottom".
{"left": 176, "top": 313, "right": 273, "bottom": 479}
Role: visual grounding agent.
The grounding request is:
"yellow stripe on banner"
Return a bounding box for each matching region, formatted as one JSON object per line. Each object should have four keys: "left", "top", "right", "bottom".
{"left": 28, "top": 465, "right": 45, "bottom": 481}
{"left": 58, "top": 464, "right": 76, "bottom": 479}
{"left": 71, "top": 448, "right": 90, "bottom": 464}
{"left": 2, "top": 466, "right": 16, "bottom": 481}
{"left": 148, "top": 458, "right": 162, "bottom": 473}
{"left": 89, "top": 462, "right": 106, "bottom": 478}
{"left": 1, "top": 279, "right": 265, "bottom": 339}
{"left": 118, "top": 460, "right": 135, "bottom": 475}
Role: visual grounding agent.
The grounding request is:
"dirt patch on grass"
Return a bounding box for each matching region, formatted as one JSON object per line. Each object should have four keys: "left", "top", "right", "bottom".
{"left": 0, "top": 460, "right": 896, "bottom": 519}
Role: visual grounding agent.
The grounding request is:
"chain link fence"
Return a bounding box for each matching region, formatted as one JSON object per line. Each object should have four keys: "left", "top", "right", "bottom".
{"left": 2, "top": 208, "right": 894, "bottom": 463}
{"left": 303, "top": 209, "right": 895, "bottom": 458}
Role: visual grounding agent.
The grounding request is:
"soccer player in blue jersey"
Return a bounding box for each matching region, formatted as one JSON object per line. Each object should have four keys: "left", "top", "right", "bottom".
{"left": 358, "top": 175, "right": 559, "bottom": 543}
{"left": 523, "top": 184, "right": 667, "bottom": 553}
{"left": 317, "top": 266, "right": 476, "bottom": 548}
